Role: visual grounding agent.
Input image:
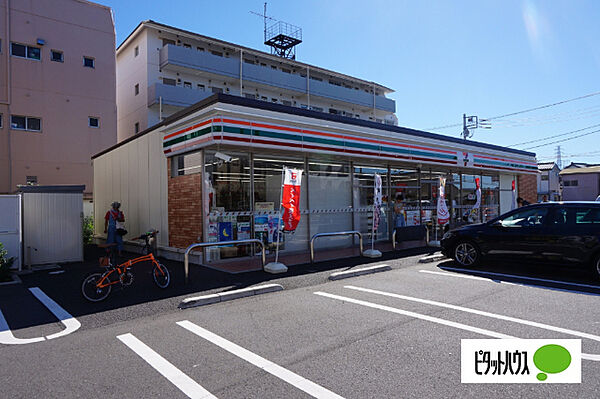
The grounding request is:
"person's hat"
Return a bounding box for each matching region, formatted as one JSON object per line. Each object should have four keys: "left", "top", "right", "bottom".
{"left": 111, "top": 201, "right": 121, "bottom": 208}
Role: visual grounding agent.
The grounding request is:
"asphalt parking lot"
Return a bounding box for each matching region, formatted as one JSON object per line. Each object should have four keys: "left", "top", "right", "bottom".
{"left": 1, "top": 249, "right": 599, "bottom": 398}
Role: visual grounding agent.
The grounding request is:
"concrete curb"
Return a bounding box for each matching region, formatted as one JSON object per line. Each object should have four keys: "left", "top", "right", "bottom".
{"left": 179, "top": 283, "right": 284, "bottom": 309}
{"left": 0, "top": 273, "right": 22, "bottom": 286}
{"left": 418, "top": 254, "right": 446, "bottom": 263}
{"left": 328, "top": 264, "right": 391, "bottom": 281}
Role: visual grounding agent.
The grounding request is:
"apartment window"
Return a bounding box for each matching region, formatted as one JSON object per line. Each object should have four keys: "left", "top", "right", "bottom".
{"left": 11, "top": 43, "right": 41, "bottom": 60}
{"left": 310, "top": 76, "right": 323, "bottom": 82}
{"left": 541, "top": 174, "right": 549, "bottom": 181}
{"left": 282, "top": 100, "right": 292, "bottom": 106}
{"left": 271, "top": 98, "right": 278, "bottom": 103}
{"left": 243, "top": 59, "right": 255, "bottom": 65}
{"left": 183, "top": 43, "right": 191, "bottom": 49}
{"left": 210, "top": 50, "right": 223, "bottom": 57}
{"left": 183, "top": 81, "right": 192, "bottom": 89}
{"left": 51, "top": 50, "right": 63, "bottom": 62}
{"left": 564, "top": 180, "right": 578, "bottom": 187}
{"left": 11, "top": 115, "right": 41, "bottom": 131}
{"left": 0, "top": 114, "right": 2, "bottom": 128}
{"left": 134, "top": 46, "right": 139, "bottom": 57}
{"left": 197, "top": 84, "right": 205, "bottom": 90}
{"left": 300, "top": 104, "right": 308, "bottom": 109}
{"left": 197, "top": 46, "right": 204, "bottom": 52}
{"left": 260, "top": 63, "right": 266, "bottom": 67}
{"left": 211, "top": 87, "right": 223, "bottom": 94}
{"left": 281, "top": 68, "right": 291, "bottom": 74}
{"left": 83, "top": 56, "right": 95, "bottom": 68}
{"left": 134, "top": 84, "right": 139, "bottom": 95}
{"left": 88, "top": 117, "right": 99, "bottom": 128}
{"left": 310, "top": 106, "right": 323, "bottom": 112}
{"left": 162, "top": 77, "right": 176, "bottom": 86}
{"left": 134, "top": 122, "right": 140, "bottom": 134}
{"left": 271, "top": 65, "right": 277, "bottom": 70}
{"left": 244, "top": 93, "right": 256, "bottom": 99}
{"left": 261, "top": 96, "right": 267, "bottom": 101}
{"left": 329, "top": 108, "right": 339, "bottom": 115}
{"left": 26, "top": 176, "right": 38, "bottom": 185}
{"left": 162, "top": 38, "right": 175, "bottom": 47}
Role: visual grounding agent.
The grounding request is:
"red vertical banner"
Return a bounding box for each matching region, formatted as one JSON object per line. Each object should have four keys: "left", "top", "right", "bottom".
{"left": 282, "top": 168, "right": 303, "bottom": 231}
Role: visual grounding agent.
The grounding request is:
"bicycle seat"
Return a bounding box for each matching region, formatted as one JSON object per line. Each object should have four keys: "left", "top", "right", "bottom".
{"left": 98, "top": 243, "right": 118, "bottom": 249}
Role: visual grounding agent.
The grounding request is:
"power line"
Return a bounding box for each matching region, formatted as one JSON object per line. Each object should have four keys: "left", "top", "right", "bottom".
{"left": 427, "top": 90, "right": 600, "bottom": 130}
{"left": 523, "top": 128, "right": 600, "bottom": 150}
{"left": 509, "top": 123, "right": 600, "bottom": 147}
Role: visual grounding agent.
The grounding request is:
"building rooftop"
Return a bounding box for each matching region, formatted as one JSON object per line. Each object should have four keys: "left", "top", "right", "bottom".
{"left": 538, "top": 161, "right": 557, "bottom": 171}
{"left": 93, "top": 93, "right": 536, "bottom": 160}
{"left": 117, "top": 20, "right": 394, "bottom": 94}
{"left": 560, "top": 165, "right": 600, "bottom": 175}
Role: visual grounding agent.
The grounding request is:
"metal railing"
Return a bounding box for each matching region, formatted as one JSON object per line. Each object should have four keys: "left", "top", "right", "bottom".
{"left": 184, "top": 239, "right": 266, "bottom": 283}
{"left": 309, "top": 231, "right": 363, "bottom": 263}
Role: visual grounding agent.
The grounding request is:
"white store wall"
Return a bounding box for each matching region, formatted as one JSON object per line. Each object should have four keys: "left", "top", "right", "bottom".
{"left": 93, "top": 131, "right": 169, "bottom": 247}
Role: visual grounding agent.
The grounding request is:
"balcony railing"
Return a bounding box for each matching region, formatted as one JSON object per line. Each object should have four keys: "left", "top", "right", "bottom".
{"left": 159, "top": 44, "right": 395, "bottom": 113}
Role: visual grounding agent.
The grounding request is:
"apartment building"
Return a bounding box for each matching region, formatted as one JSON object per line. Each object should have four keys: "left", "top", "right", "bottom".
{"left": 0, "top": 0, "right": 116, "bottom": 195}
{"left": 116, "top": 20, "right": 397, "bottom": 142}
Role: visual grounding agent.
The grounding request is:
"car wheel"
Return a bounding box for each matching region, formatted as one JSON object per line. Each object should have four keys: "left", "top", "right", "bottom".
{"left": 454, "top": 241, "right": 480, "bottom": 267}
{"left": 593, "top": 254, "right": 600, "bottom": 280}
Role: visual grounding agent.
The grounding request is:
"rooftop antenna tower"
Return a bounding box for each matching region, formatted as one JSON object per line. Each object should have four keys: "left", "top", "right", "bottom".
{"left": 250, "top": 3, "right": 302, "bottom": 60}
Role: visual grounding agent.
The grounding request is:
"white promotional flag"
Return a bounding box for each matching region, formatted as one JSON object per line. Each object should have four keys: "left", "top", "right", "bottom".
{"left": 373, "top": 174, "right": 382, "bottom": 231}
{"left": 437, "top": 177, "right": 450, "bottom": 225}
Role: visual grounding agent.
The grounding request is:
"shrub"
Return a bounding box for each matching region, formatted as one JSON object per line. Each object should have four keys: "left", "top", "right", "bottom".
{"left": 83, "top": 216, "right": 94, "bottom": 245}
{"left": 0, "top": 241, "right": 15, "bottom": 282}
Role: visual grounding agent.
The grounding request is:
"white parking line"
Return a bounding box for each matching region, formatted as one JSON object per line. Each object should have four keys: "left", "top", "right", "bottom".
{"left": 336, "top": 286, "right": 600, "bottom": 362}
{"left": 117, "top": 333, "right": 217, "bottom": 399}
{"left": 419, "top": 269, "right": 600, "bottom": 296}
{"left": 0, "top": 287, "right": 80, "bottom": 345}
{"left": 177, "top": 320, "right": 345, "bottom": 399}
{"left": 439, "top": 266, "right": 600, "bottom": 290}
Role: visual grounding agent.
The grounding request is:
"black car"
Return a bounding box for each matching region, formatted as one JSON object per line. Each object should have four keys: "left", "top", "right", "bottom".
{"left": 440, "top": 202, "right": 600, "bottom": 278}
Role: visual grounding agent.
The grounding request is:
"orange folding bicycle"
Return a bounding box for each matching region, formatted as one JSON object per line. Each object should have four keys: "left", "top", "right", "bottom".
{"left": 81, "top": 243, "right": 170, "bottom": 302}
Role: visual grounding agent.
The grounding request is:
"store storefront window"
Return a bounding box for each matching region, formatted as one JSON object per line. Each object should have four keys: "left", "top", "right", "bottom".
{"left": 481, "top": 174, "right": 500, "bottom": 221}
{"left": 353, "top": 164, "right": 389, "bottom": 241}
{"left": 461, "top": 173, "right": 481, "bottom": 223}
{"left": 253, "top": 156, "right": 307, "bottom": 253}
{"left": 171, "top": 151, "right": 202, "bottom": 176}
{"left": 308, "top": 158, "right": 352, "bottom": 249}
{"left": 204, "top": 150, "right": 251, "bottom": 260}
{"left": 390, "top": 167, "right": 420, "bottom": 227}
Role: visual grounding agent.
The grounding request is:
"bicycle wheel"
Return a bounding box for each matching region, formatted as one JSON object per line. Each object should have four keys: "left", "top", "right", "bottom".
{"left": 81, "top": 273, "right": 112, "bottom": 302}
{"left": 152, "top": 263, "right": 170, "bottom": 288}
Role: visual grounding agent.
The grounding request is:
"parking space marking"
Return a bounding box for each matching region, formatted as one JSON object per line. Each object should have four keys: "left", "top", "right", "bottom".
{"left": 419, "top": 269, "right": 600, "bottom": 296}
{"left": 177, "top": 320, "right": 345, "bottom": 399}
{"left": 337, "top": 286, "right": 600, "bottom": 362}
{"left": 439, "top": 266, "right": 600, "bottom": 290}
{"left": 0, "top": 287, "right": 80, "bottom": 345}
{"left": 117, "top": 333, "right": 218, "bottom": 399}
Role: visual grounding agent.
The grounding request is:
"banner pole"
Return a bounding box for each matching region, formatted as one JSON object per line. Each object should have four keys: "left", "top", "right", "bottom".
{"left": 274, "top": 166, "right": 285, "bottom": 264}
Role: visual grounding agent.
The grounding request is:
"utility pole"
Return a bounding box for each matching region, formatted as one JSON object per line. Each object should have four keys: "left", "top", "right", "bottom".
{"left": 555, "top": 145, "right": 563, "bottom": 169}
{"left": 462, "top": 114, "right": 490, "bottom": 140}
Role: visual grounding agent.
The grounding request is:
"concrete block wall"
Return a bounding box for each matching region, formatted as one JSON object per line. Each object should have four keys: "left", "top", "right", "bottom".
{"left": 167, "top": 161, "right": 203, "bottom": 248}
{"left": 517, "top": 174, "right": 537, "bottom": 204}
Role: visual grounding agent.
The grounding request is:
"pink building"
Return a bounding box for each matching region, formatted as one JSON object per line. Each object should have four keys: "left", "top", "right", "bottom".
{"left": 0, "top": 0, "right": 116, "bottom": 196}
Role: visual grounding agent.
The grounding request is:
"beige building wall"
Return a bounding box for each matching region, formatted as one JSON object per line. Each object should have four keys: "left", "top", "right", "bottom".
{"left": 116, "top": 28, "right": 148, "bottom": 142}
{"left": 0, "top": 0, "right": 116, "bottom": 195}
{"left": 93, "top": 130, "right": 169, "bottom": 247}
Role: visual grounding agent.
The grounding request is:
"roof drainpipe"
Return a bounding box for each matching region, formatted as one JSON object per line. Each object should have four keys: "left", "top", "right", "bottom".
{"left": 3, "top": 0, "right": 13, "bottom": 192}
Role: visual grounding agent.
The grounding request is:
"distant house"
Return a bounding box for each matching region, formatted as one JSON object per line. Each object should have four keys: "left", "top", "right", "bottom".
{"left": 537, "top": 162, "right": 561, "bottom": 201}
{"left": 563, "top": 162, "right": 600, "bottom": 170}
{"left": 559, "top": 166, "right": 600, "bottom": 201}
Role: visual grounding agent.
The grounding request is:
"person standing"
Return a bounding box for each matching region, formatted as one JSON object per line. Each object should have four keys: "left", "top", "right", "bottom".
{"left": 104, "top": 201, "right": 125, "bottom": 256}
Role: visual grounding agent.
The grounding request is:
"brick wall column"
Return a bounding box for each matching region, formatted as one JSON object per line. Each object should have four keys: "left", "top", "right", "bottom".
{"left": 167, "top": 159, "right": 204, "bottom": 248}
{"left": 517, "top": 174, "right": 537, "bottom": 204}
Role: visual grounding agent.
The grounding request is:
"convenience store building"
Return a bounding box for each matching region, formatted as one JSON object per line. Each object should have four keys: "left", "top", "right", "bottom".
{"left": 92, "top": 94, "right": 537, "bottom": 268}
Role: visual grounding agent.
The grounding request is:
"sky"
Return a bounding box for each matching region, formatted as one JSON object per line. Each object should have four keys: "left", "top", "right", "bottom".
{"left": 99, "top": 0, "right": 600, "bottom": 165}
